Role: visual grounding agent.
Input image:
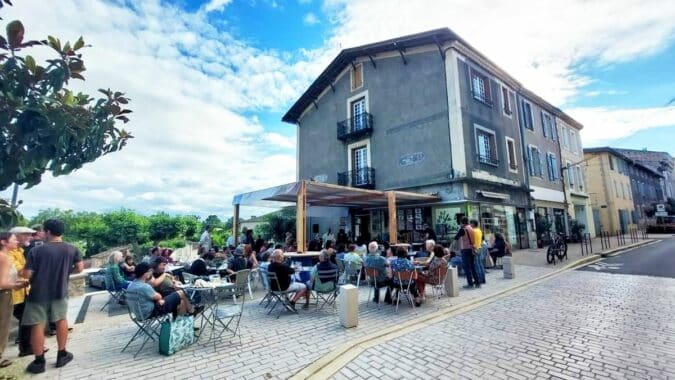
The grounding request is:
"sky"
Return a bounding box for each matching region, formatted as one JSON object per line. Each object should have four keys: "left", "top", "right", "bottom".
{"left": 2, "top": 0, "right": 675, "bottom": 219}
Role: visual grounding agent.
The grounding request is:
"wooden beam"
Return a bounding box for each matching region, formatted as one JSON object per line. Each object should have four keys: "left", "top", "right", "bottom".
{"left": 387, "top": 191, "right": 398, "bottom": 244}
{"left": 296, "top": 180, "right": 307, "bottom": 252}
{"left": 233, "top": 204, "right": 240, "bottom": 246}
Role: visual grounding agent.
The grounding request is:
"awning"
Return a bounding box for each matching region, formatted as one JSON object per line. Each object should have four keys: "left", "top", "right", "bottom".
{"left": 477, "top": 190, "right": 510, "bottom": 200}
{"left": 233, "top": 181, "right": 441, "bottom": 208}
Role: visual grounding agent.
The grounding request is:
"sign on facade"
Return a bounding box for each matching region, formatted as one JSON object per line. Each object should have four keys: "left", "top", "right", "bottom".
{"left": 656, "top": 204, "right": 666, "bottom": 212}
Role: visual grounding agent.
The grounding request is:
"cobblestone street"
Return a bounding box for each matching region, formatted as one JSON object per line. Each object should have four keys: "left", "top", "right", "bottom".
{"left": 336, "top": 269, "right": 675, "bottom": 379}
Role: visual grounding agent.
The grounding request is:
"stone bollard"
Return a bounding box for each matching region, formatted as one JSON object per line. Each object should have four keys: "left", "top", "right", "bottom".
{"left": 444, "top": 266, "right": 459, "bottom": 297}
{"left": 68, "top": 273, "right": 87, "bottom": 297}
{"left": 338, "top": 284, "right": 359, "bottom": 328}
{"left": 503, "top": 256, "right": 515, "bottom": 279}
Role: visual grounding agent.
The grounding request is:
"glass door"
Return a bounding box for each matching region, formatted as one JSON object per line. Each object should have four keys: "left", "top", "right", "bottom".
{"left": 352, "top": 146, "right": 368, "bottom": 185}
{"left": 351, "top": 98, "right": 366, "bottom": 131}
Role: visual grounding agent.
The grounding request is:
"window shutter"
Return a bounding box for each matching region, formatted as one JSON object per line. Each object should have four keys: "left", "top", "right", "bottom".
{"left": 527, "top": 148, "right": 533, "bottom": 176}
{"left": 541, "top": 112, "right": 548, "bottom": 138}
{"left": 519, "top": 100, "right": 525, "bottom": 129}
{"left": 538, "top": 150, "right": 544, "bottom": 177}
{"left": 551, "top": 119, "right": 558, "bottom": 141}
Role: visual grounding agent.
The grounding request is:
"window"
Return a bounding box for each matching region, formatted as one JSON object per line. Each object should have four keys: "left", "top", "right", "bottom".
{"left": 621, "top": 183, "right": 626, "bottom": 199}
{"left": 528, "top": 146, "right": 543, "bottom": 177}
{"left": 501, "top": 86, "right": 513, "bottom": 116}
{"left": 609, "top": 156, "right": 615, "bottom": 170}
{"left": 470, "top": 68, "right": 492, "bottom": 106}
{"left": 351, "top": 145, "right": 368, "bottom": 185}
{"left": 505, "top": 137, "right": 517, "bottom": 171}
{"left": 350, "top": 97, "right": 366, "bottom": 130}
{"left": 541, "top": 111, "right": 553, "bottom": 138}
{"left": 576, "top": 166, "right": 585, "bottom": 192}
{"left": 520, "top": 99, "right": 534, "bottom": 130}
{"left": 551, "top": 119, "right": 558, "bottom": 141}
{"left": 614, "top": 180, "right": 619, "bottom": 197}
{"left": 350, "top": 63, "right": 363, "bottom": 91}
{"left": 547, "top": 152, "right": 558, "bottom": 181}
{"left": 566, "top": 161, "right": 574, "bottom": 189}
{"left": 569, "top": 130, "right": 578, "bottom": 153}
{"left": 562, "top": 126, "right": 570, "bottom": 148}
{"left": 475, "top": 125, "right": 498, "bottom": 165}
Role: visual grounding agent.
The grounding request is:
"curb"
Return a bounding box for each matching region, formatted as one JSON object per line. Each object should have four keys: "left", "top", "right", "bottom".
{"left": 290, "top": 238, "right": 657, "bottom": 379}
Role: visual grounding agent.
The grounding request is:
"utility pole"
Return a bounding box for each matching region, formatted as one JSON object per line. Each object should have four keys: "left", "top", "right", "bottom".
{"left": 10, "top": 184, "right": 19, "bottom": 208}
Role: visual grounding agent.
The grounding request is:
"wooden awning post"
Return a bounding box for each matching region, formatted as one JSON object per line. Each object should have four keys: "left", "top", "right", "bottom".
{"left": 233, "top": 204, "right": 240, "bottom": 246}
{"left": 296, "top": 180, "right": 307, "bottom": 252}
{"left": 387, "top": 191, "right": 398, "bottom": 244}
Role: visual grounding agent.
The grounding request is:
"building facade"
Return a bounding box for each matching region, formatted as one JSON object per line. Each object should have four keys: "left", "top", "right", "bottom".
{"left": 583, "top": 148, "right": 635, "bottom": 233}
{"left": 557, "top": 118, "right": 595, "bottom": 237}
{"left": 284, "top": 29, "right": 582, "bottom": 249}
{"left": 614, "top": 148, "right": 674, "bottom": 202}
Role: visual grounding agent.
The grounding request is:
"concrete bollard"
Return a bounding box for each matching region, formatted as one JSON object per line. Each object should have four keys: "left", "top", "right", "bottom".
{"left": 338, "top": 284, "right": 359, "bottom": 328}
{"left": 444, "top": 266, "right": 460, "bottom": 297}
{"left": 503, "top": 256, "right": 515, "bottom": 279}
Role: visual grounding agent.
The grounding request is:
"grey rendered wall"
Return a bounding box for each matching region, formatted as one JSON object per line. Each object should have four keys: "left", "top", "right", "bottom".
{"left": 519, "top": 95, "right": 562, "bottom": 191}
{"left": 297, "top": 49, "right": 451, "bottom": 190}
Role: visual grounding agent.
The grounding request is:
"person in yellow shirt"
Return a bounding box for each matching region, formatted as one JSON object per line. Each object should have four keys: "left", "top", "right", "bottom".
{"left": 469, "top": 220, "right": 486, "bottom": 285}
{"left": 8, "top": 226, "right": 46, "bottom": 356}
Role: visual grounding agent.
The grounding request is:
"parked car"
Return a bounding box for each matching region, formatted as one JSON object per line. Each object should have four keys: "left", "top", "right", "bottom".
{"left": 88, "top": 268, "right": 107, "bottom": 289}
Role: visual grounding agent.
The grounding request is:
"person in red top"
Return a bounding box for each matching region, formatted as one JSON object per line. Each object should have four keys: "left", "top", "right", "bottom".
{"left": 454, "top": 216, "right": 480, "bottom": 289}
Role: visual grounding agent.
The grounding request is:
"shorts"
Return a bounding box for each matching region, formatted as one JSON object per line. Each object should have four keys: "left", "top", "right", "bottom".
{"left": 287, "top": 282, "right": 306, "bottom": 293}
{"left": 21, "top": 298, "right": 68, "bottom": 326}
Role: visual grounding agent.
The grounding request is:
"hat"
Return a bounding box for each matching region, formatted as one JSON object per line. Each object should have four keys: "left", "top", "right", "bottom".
{"left": 233, "top": 247, "right": 244, "bottom": 256}
{"left": 134, "top": 262, "right": 152, "bottom": 278}
{"left": 9, "top": 226, "right": 36, "bottom": 234}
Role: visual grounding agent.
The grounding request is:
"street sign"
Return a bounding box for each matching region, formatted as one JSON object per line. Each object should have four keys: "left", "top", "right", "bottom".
{"left": 656, "top": 204, "right": 666, "bottom": 212}
{"left": 655, "top": 211, "right": 668, "bottom": 217}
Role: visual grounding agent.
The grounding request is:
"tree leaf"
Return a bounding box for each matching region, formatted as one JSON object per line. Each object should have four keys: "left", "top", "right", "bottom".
{"left": 25, "top": 55, "right": 36, "bottom": 72}
{"left": 6, "top": 20, "right": 24, "bottom": 49}
{"left": 73, "top": 36, "right": 84, "bottom": 50}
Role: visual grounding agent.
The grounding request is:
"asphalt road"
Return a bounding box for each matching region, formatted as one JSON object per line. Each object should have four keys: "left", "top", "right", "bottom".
{"left": 578, "top": 236, "right": 675, "bottom": 278}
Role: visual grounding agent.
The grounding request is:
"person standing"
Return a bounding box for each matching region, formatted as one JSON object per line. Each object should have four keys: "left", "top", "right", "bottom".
{"left": 454, "top": 217, "right": 479, "bottom": 289}
{"left": 322, "top": 229, "right": 335, "bottom": 249}
{"left": 1, "top": 232, "right": 30, "bottom": 368}
{"left": 8, "top": 226, "right": 37, "bottom": 356}
{"left": 22, "top": 219, "right": 84, "bottom": 374}
{"left": 470, "top": 220, "right": 486, "bottom": 285}
{"left": 199, "top": 225, "right": 213, "bottom": 255}
{"left": 25, "top": 224, "right": 45, "bottom": 257}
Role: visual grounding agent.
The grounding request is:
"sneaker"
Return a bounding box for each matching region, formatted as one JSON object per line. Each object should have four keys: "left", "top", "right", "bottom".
{"left": 26, "top": 359, "right": 45, "bottom": 374}
{"left": 462, "top": 285, "right": 474, "bottom": 289}
{"left": 19, "top": 347, "right": 49, "bottom": 357}
{"left": 55, "top": 351, "right": 73, "bottom": 368}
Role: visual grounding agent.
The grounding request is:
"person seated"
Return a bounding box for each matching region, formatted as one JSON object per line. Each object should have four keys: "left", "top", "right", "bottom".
{"left": 390, "top": 246, "right": 421, "bottom": 306}
{"left": 414, "top": 240, "right": 436, "bottom": 265}
{"left": 364, "top": 241, "right": 392, "bottom": 304}
{"left": 149, "top": 257, "right": 181, "bottom": 297}
{"left": 335, "top": 244, "right": 347, "bottom": 262}
{"left": 489, "top": 232, "right": 507, "bottom": 268}
{"left": 142, "top": 246, "right": 161, "bottom": 264}
{"left": 120, "top": 255, "right": 136, "bottom": 281}
{"left": 307, "top": 250, "right": 338, "bottom": 295}
{"left": 105, "top": 251, "right": 131, "bottom": 290}
{"left": 161, "top": 248, "right": 175, "bottom": 263}
{"left": 343, "top": 244, "right": 363, "bottom": 265}
{"left": 268, "top": 249, "right": 310, "bottom": 310}
{"left": 354, "top": 237, "right": 367, "bottom": 258}
{"left": 243, "top": 244, "right": 259, "bottom": 269}
{"left": 189, "top": 253, "right": 209, "bottom": 277}
{"left": 416, "top": 246, "right": 449, "bottom": 299}
{"left": 385, "top": 246, "right": 396, "bottom": 265}
{"left": 226, "top": 247, "right": 252, "bottom": 281}
{"left": 126, "top": 262, "right": 194, "bottom": 320}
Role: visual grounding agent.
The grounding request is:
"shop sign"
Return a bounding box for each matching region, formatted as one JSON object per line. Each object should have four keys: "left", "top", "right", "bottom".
{"left": 399, "top": 152, "right": 426, "bottom": 167}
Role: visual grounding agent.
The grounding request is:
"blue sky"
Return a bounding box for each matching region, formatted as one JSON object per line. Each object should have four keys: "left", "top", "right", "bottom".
{"left": 1, "top": 0, "right": 674, "bottom": 218}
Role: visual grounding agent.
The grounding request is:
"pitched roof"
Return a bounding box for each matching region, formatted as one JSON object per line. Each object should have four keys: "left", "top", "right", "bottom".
{"left": 282, "top": 28, "right": 582, "bottom": 130}
{"left": 584, "top": 147, "right": 664, "bottom": 177}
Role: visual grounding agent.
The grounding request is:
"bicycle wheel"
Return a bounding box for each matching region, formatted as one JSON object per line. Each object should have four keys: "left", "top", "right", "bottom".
{"left": 546, "top": 246, "right": 555, "bottom": 264}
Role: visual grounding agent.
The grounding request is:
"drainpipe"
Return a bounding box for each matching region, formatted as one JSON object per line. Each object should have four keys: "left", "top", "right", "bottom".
{"left": 441, "top": 46, "right": 455, "bottom": 179}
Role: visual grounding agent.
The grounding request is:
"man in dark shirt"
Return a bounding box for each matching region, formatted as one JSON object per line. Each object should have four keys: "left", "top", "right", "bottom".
{"left": 226, "top": 247, "right": 252, "bottom": 281}
{"left": 23, "top": 219, "right": 83, "bottom": 374}
{"left": 267, "top": 249, "right": 309, "bottom": 309}
{"left": 189, "top": 254, "right": 209, "bottom": 277}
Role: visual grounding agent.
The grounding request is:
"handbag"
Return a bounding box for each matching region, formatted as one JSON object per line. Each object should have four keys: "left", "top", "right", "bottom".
{"left": 484, "top": 253, "right": 494, "bottom": 268}
{"left": 159, "top": 315, "right": 195, "bottom": 356}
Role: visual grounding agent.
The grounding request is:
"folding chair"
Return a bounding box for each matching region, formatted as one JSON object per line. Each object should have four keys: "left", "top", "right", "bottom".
{"left": 336, "top": 258, "right": 346, "bottom": 284}
{"left": 121, "top": 292, "right": 169, "bottom": 358}
{"left": 208, "top": 271, "right": 248, "bottom": 348}
{"left": 258, "top": 265, "right": 273, "bottom": 307}
{"left": 247, "top": 267, "right": 259, "bottom": 300}
{"left": 394, "top": 270, "right": 418, "bottom": 314}
{"left": 429, "top": 265, "right": 449, "bottom": 300}
{"left": 101, "top": 275, "right": 126, "bottom": 312}
{"left": 312, "top": 268, "right": 339, "bottom": 311}
{"left": 343, "top": 260, "right": 362, "bottom": 287}
{"left": 364, "top": 267, "right": 385, "bottom": 309}
{"left": 266, "top": 271, "right": 298, "bottom": 318}
{"left": 183, "top": 272, "right": 199, "bottom": 285}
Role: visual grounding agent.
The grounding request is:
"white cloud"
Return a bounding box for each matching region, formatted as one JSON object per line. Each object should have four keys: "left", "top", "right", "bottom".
{"left": 201, "top": 0, "right": 233, "bottom": 13}
{"left": 568, "top": 106, "right": 675, "bottom": 147}
{"left": 303, "top": 12, "right": 319, "bottom": 26}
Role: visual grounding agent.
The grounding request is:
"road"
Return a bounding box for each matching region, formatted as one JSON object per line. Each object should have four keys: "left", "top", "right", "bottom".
{"left": 578, "top": 236, "right": 675, "bottom": 278}
{"left": 335, "top": 237, "right": 675, "bottom": 379}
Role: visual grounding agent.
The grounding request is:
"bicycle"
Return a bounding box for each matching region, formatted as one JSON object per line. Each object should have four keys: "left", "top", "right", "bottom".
{"left": 546, "top": 232, "right": 568, "bottom": 265}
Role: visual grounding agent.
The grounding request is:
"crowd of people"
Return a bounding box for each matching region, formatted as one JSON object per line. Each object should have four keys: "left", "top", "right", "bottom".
{"left": 0, "top": 219, "right": 82, "bottom": 374}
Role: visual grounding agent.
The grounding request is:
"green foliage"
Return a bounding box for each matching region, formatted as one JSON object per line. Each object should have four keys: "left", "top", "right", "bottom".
{"left": 148, "top": 212, "right": 181, "bottom": 243}
{"left": 158, "top": 237, "right": 186, "bottom": 249}
{"left": 179, "top": 214, "right": 201, "bottom": 241}
{"left": 202, "top": 214, "right": 222, "bottom": 229}
{"left": 0, "top": 198, "right": 22, "bottom": 229}
{"left": 0, "top": 8, "right": 133, "bottom": 191}
{"left": 255, "top": 208, "right": 295, "bottom": 242}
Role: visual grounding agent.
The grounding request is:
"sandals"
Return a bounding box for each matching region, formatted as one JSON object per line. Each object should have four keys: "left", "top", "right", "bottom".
{"left": 0, "top": 359, "right": 12, "bottom": 368}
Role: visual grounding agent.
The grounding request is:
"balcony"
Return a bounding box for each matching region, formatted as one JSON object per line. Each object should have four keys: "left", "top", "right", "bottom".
{"left": 477, "top": 153, "right": 499, "bottom": 167}
{"left": 337, "top": 112, "right": 373, "bottom": 142}
{"left": 337, "top": 167, "right": 376, "bottom": 189}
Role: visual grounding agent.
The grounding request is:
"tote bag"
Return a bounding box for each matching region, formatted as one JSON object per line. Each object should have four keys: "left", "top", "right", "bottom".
{"left": 159, "top": 315, "right": 194, "bottom": 356}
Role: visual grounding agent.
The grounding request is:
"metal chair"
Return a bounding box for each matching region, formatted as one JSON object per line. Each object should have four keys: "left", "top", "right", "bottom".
{"left": 121, "top": 291, "right": 170, "bottom": 358}
{"left": 182, "top": 272, "right": 199, "bottom": 285}
{"left": 363, "top": 267, "right": 386, "bottom": 309}
{"left": 247, "top": 267, "right": 259, "bottom": 300}
{"left": 258, "top": 264, "right": 273, "bottom": 307}
{"left": 266, "top": 271, "right": 298, "bottom": 319}
{"left": 101, "top": 275, "right": 126, "bottom": 312}
{"left": 429, "top": 265, "right": 449, "bottom": 300}
{"left": 311, "top": 268, "right": 339, "bottom": 311}
{"left": 204, "top": 270, "right": 249, "bottom": 348}
{"left": 343, "top": 260, "right": 362, "bottom": 287}
{"left": 393, "top": 270, "right": 417, "bottom": 314}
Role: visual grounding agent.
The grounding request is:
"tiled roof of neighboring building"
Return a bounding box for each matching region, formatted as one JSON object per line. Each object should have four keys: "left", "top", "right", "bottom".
{"left": 613, "top": 148, "right": 674, "bottom": 171}
{"left": 282, "top": 28, "right": 582, "bottom": 130}
{"left": 584, "top": 147, "right": 664, "bottom": 178}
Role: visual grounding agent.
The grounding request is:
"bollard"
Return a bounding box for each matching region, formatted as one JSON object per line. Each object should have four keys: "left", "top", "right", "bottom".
{"left": 338, "top": 284, "right": 359, "bottom": 328}
{"left": 502, "top": 256, "right": 515, "bottom": 279}
{"left": 444, "top": 266, "right": 459, "bottom": 297}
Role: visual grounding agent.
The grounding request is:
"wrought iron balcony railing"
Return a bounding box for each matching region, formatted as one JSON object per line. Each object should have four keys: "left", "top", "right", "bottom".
{"left": 337, "top": 167, "right": 376, "bottom": 189}
{"left": 337, "top": 112, "right": 373, "bottom": 141}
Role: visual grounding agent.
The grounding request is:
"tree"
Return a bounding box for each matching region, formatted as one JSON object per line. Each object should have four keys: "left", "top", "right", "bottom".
{"left": 179, "top": 214, "right": 201, "bottom": 241}
{"left": 0, "top": 4, "right": 133, "bottom": 191}
{"left": 147, "top": 212, "right": 181, "bottom": 244}
{"left": 202, "top": 215, "right": 222, "bottom": 230}
{"left": 101, "top": 209, "right": 147, "bottom": 246}
{"left": 255, "top": 208, "right": 295, "bottom": 242}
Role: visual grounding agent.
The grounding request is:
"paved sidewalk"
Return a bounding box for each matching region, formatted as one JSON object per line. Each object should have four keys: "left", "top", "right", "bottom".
{"left": 2, "top": 264, "right": 554, "bottom": 380}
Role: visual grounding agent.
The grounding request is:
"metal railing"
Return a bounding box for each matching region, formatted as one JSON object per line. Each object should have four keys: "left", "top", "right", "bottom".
{"left": 337, "top": 112, "right": 373, "bottom": 141}
{"left": 477, "top": 154, "right": 499, "bottom": 166}
{"left": 580, "top": 232, "right": 593, "bottom": 256}
{"left": 337, "top": 167, "right": 376, "bottom": 189}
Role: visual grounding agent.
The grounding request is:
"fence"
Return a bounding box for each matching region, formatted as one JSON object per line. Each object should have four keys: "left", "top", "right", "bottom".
{"left": 580, "top": 232, "right": 593, "bottom": 256}
{"left": 599, "top": 227, "right": 649, "bottom": 251}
